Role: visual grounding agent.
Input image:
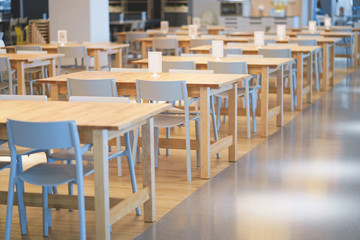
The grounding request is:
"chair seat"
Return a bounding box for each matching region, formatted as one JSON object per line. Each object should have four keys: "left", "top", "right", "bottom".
{"left": 18, "top": 163, "right": 94, "bottom": 186}
{"left": 154, "top": 114, "right": 199, "bottom": 128}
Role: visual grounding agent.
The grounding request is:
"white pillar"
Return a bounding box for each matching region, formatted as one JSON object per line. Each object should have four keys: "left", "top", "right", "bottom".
{"left": 48, "top": 0, "right": 109, "bottom": 43}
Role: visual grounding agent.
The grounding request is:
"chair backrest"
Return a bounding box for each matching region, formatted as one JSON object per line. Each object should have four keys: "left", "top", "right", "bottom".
{"left": 15, "top": 45, "right": 42, "bottom": 52}
{"left": 248, "top": 39, "right": 276, "bottom": 45}
{"left": 69, "top": 96, "right": 129, "bottom": 103}
{"left": 0, "top": 40, "right": 5, "bottom": 47}
{"left": 190, "top": 39, "right": 213, "bottom": 48}
{"left": 208, "top": 61, "right": 248, "bottom": 74}
{"left": 136, "top": 79, "right": 188, "bottom": 103}
{"left": 67, "top": 78, "right": 118, "bottom": 97}
{"left": 7, "top": 119, "right": 81, "bottom": 154}
{"left": 267, "top": 43, "right": 299, "bottom": 47}
{"left": 0, "top": 57, "right": 11, "bottom": 73}
{"left": 289, "top": 39, "right": 317, "bottom": 46}
{"left": 169, "top": 69, "right": 214, "bottom": 74}
{"left": 224, "top": 48, "right": 243, "bottom": 56}
{"left": 153, "top": 33, "right": 167, "bottom": 37}
{"left": 110, "top": 68, "right": 148, "bottom": 72}
{"left": 126, "top": 32, "right": 149, "bottom": 42}
{"left": 297, "top": 33, "right": 321, "bottom": 37}
{"left": 153, "top": 38, "right": 179, "bottom": 50}
{"left": 16, "top": 50, "right": 48, "bottom": 54}
{"left": 258, "top": 48, "right": 292, "bottom": 58}
{"left": 226, "top": 54, "right": 264, "bottom": 58}
{"left": 227, "top": 43, "right": 254, "bottom": 46}
{"left": 58, "top": 46, "right": 89, "bottom": 69}
{"left": 181, "top": 53, "right": 212, "bottom": 57}
{"left": 0, "top": 95, "right": 47, "bottom": 101}
{"left": 162, "top": 61, "right": 195, "bottom": 72}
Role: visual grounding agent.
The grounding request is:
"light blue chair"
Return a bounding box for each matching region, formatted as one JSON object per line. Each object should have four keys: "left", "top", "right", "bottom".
{"left": 136, "top": 79, "right": 200, "bottom": 182}
{"left": 5, "top": 119, "right": 94, "bottom": 240}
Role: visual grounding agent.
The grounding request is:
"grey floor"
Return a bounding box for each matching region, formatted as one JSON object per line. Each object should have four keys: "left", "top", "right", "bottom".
{"left": 136, "top": 70, "right": 360, "bottom": 240}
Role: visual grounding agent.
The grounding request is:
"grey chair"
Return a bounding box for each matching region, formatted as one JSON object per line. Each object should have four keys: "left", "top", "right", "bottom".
{"left": 258, "top": 48, "right": 297, "bottom": 111}
{"left": 58, "top": 46, "right": 89, "bottom": 74}
{"left": 181, "top": 53, "right": 212, "bottom": 57}
{"left": 162, "top": 61, "right": 196, "bottom": 72}
{"left": 224, "top": 48, "right": 243, "bottom": 56}
{"left": 190, "top": 39, "right": 213, "bottom": 48}
{"left": 153, "top": 38, "right": 180, "bottom": 56}
{"left": 208, "top": 61, "right": 259, "bottom": 138}
{"left": 125, "top": 32, "right": 149, "bottom": 60}
{"left": 0, "top": 57, "right": 16, "bottom": 94}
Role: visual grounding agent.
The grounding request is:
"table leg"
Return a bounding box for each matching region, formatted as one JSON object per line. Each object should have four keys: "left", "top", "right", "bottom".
{"left": 16, "top": 62, "right": 25, "bottom": 95}
{"left": 296, "top": 53, "right": 303, "bottom": 110}
{"left": 330, "top": 44, "right": 335, "bottom": 87}
{"left": 142, "top": 118, "right": 156, "bottom": 222}
{"left": 260, "top": 67, "right": 269, "bottom": 137}
{"left": 307, "top": 52, "right": 313, "bottom": 103}
{"left": 353, "top": 34, "right": 358, "bottom": 69}
{"left": 115, "top": 48, "right": 123, "bottom": 68}
{"left": 93, "top": 129, "right": 111, "bottom": 240}
{"left": 48, "top": 59, "right": 56, "bottom": 77}
{"left": 94, "top": 50, "right": 101, "bottom": 71}
{"left": 49, "top": 84, "right": 59, "bottom": 101}
{"left": 276, "top": 65, "right": 284, "bottom": 127}
{"left": 200, "top": 87, "right": 210, "bottom": 179}
{"left": 321, "top": 43, "right": 329, "bottom": 91}
{"left": 228, "top": 83, "right": 237, "bottom": 162}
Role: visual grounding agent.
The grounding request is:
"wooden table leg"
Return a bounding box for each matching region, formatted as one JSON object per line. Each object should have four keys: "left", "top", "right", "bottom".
{"left": 307, "top": 52, "right": 313, "bottom": 103}
{"left": 228, "top": 83, "right": 237, "bottom": 162}
{"left": 353, "top": 34, "right": 358, "bottom": 69}
{"left": 93, "top": 129, "right": 111, "bottom": 240}
{"left": 49, "top": 84, "right": 59, "bottom": 101}
{"left": 330, "top": 44, "right": 335, "bottom": 87}
{"left": 48, "top": 59, "right": 56, "bottom": 77}
{"left": 200, "top": 87, "right": 210, "bottom": 179}
{"left": 142, "top": 117, "right": 156, "bottom": 222}
{"left": 276, "top": 65, "right": 284, "bottom": 127}
{"left": 321, "top": 43, "right": 329, "bottom": 91}
{"left": 16, "top": 61, "right": 25, "bottom": 95}
{"left": 296, "top": 53, "right": 303, "bottom": 110}
{"left": 94, "top": 50, "right": 101, "bottom": 71}
{"left": 260, "top": 67, "right": 269, "bottom": 137}
{"left": 141, "top": 41, "right": 147, "bottom": 59}
{"left": 115, "top": 48, "right": 123, "bottom": 68}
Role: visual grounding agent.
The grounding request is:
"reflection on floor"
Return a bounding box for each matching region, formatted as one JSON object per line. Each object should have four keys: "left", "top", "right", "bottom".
{"left": 136, "top": 70, "right": 360, "bottom": 239}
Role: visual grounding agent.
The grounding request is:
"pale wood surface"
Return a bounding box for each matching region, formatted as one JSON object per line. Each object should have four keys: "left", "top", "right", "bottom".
{"left": 4, "top": 43, "right": 129, "bottom": 52}
{"left": 0, "top": 53, "right": 63, "bottom": 62}
{"left": 190, "top": 44, "right": 321, "bottom": 53}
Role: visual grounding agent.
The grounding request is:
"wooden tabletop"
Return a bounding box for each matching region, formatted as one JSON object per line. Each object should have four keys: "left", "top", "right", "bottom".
{"left": 190, "top": 44, "right": 321, "bottom": 53}
{"left": 276, "top": 37, "right": 342, "bottom": 44}
{"left": 134, "top": 36, "right": 257, "bottom": 42}
{"left": 4, "top": 43, "right": 129, "bottom": 51}
{"left": 37, "top": 71, "right": 249, "bottom": 89}
{"left": 133, "top": 56, "right": 295, "bottom": 68}
{"left": 0, "top": 53, "right": 64, "bottom": 62}
{"left": 0, "top": 100, "right": 170, "bottom": 131}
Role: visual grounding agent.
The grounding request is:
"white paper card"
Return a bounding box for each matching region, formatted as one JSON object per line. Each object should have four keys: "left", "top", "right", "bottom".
{"left": 141, "top": 12, "right": 146, "bottom": 21}
{"left": 324, "top": 17, "right": 331, "bottom": 28}
{"left": 212, "top": 40, "right": 224, "bottom": 60}
{"left": 308, "top": 21, "right": 317, "bottom": 32}
{"left": 57, "top": 30, "right": 67, "bottom": 46}
{"left": 254, "top": 31, "right": 265, "bottom": 46}
{"left": 277, "top": 25, "right": 286, "bottom": 39}
{"left": 119, "top": 13, "right": 124, "bottom": 22}
{"left": 161, "top": 21, "right": 169, "bottom": 33}
{"left": 148, "top": 52, "right": 162, "bottom": 77}
{"left": 188, "top": 25, "right": 198, "bottom": 38}
{"left": 193, "top": 17, "right": 201, "bottom": 28}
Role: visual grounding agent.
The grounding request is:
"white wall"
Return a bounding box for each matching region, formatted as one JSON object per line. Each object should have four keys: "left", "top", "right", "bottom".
{"left": 192, "top": 0, "right": 220, "bottom": 25}
{"left": 302, "top": 0, "right": 309, "bottom": 26}
{"left": 49, "top": 0, "right": 109, "bottom": 42}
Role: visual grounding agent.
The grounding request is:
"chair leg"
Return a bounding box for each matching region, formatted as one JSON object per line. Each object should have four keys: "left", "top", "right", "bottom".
{"left": 47, "top": 186, "right": 52, "bottom": 228}
{"left": 116, "top": 136, "right": 122, "bottom": 177}
{"left": 223, "top": 98, "right": 228, "bottom": 123}
{"left": 185, "top": 120, "right": 191, "bottom": 182}
{"left": 42, "top": 186, "right": 49, "bottom": 237}
{"left": 16, "top": 156, "right": 27, "bottom": 231}
{"left": 216, "top": 97, "right": 222, "bottom": 131}
{"left": 166, "top": 128, "right": 170, "bottom": 156}
{"left": 245, "top": 92, "right": 251, "bottom": 139}
{"left": 5, "top": 161, "right": 18, "bottom": 240}
{"left": 155, "top": 127, "right": 159, "bottom": 168}
{"left": 251, "top": 92, "right": 257, "bottom": 133}
{"left": 76, "top": 178, "right": 87, "bottom": 240}
{"left": 124, "top": 132, "right": 141, "bottom": 215}
{"left": 210, "top": 96, "right": 220, "bottom": 159}
{"left": 195, "top": 119, "right": 200, "bottom": 167}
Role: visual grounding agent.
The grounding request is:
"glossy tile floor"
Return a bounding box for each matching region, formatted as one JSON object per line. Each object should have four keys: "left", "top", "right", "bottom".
{"left": 136, "top": 71, "right": 360, "bottom": 240}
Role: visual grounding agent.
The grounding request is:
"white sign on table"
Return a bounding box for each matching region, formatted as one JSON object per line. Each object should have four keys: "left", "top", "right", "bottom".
{"left": 212, "top": 40, "right": 224, "bottom": 61}
{"left": 57, "top": 30, "right": 67, "bottom": 46}
{"left": 277, "top": 24, "right": 286, "bottom": 40}
{"left": 193, "top": 17, "right": 201, "bottom": 28}
{"left": 188, "top": 25, "right": 198, "bottom": 39}
{"left": 324, "top": 17, "right": 331, "bottom": 28}
{"left": 308, "top": 21, "right": 317, "bottom": 32}
{"left": 254, "top": 31, "right": 265, "bottom": 47}
{"left": 148, "top": 52, "right": 162, "bottom": 77}
{"left": 161, "top": 21, "right": 169, "bottom": 33}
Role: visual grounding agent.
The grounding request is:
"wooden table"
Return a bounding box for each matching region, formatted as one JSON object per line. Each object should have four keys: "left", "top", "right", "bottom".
{"left": 0, "top": 100, "right": 170, "bottom": 240}
{"left": 0, "top": 53, "right": 63, "bottom": 95}
{"left": 275, "top": 37, "right": 341, "bottom": 91}
{"left": 5, "top": 43, "right": 129, "bottom": 71}
{"left": 190, "top": 44, "right": 321, "bottom": 111}
{"left": 133, "top": 56, "right": 295, "bottom": 137}
{"left": 180, "top": 25, "right": 230, "bottom": 35}
{"left": 135, "top": 36, "right": 254, "bottom": 58}
{"left": 37, "top": 71, "right": 249, "bottom": 180}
